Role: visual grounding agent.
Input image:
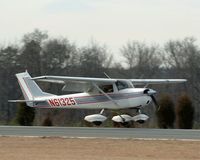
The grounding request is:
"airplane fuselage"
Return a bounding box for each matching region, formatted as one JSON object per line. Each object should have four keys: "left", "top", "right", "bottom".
{"left": 32, "top": 88, "right": 152, "bottom": 109}
{"left": 9, "top": 71, "right": 186, "bottom": 126}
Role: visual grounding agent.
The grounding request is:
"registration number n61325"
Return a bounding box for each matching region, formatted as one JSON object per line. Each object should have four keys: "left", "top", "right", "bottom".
{"left": 48, "top": 97, "right": 76, "bottom": 107}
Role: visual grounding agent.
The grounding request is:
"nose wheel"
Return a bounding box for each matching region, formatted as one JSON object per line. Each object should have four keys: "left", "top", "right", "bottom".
{"left": 132, "top": 108, "right": 149, "bottom": 124}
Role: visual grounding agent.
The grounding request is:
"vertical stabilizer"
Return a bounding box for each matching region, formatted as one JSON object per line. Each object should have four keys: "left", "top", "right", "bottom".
{"left": 16, "top": 71, "right": 51, "bottom": 101}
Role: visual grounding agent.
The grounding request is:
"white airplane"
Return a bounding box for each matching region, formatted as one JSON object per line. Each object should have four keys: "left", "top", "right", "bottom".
{"left": 9, "top": 71, "right": 186, "bottom": 126}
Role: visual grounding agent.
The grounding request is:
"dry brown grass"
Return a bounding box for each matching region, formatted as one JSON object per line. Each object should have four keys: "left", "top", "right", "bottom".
{"left": 0, "top": 137, "right": 199, "bottom": 160}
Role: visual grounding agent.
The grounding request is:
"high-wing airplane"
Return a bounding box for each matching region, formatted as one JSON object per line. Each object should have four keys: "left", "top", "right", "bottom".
{"left": 9, "top": 71, "right": 186, "bottom": 126}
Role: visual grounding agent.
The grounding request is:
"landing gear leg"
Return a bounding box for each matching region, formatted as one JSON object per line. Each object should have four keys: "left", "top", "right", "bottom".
{"left": 100, "top": 109, "right": 105, "bottom": 115}
{"left": 136, "top": 108, "right": 141, "bottom": 114}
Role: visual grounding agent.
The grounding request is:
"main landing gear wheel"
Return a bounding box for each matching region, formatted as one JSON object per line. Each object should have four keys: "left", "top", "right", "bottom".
{"left": 84, "top": 109, "right": 107, "bottom": 127}
{"left": 112, "top": 114, "right": 133, "bottom": 128}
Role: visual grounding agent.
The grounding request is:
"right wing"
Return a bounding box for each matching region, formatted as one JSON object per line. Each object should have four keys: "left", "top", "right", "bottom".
{"left": 32, "top": 75, "right": 117, "bottom": 84}
{"left": 32, "top": 75, "right": 187, "bottom": 92}
{"left": 32, "top": 75, "right": 117, "bottom": 92}
{"left": 32, "top": 75, "right": 187, "bottom": 85}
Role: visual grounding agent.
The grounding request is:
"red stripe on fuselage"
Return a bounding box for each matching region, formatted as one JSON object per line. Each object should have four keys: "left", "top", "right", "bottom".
{"left": 74, "top": 94, "right": 145, "bottom": 105}
{"left": 73, "top": 92, "right": 140, "bottom": 99}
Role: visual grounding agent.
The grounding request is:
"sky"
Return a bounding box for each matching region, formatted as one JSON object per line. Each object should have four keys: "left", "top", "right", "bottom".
{"left": 0, "top": 0, "right": 200, "bottom": 53}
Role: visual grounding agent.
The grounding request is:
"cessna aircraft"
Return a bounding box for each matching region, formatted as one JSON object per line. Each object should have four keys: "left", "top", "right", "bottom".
{"left": 9, "top": 71, "right": 186, "bottom": 126}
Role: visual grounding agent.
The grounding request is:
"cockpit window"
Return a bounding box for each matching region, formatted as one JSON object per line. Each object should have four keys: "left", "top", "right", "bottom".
{"left": 99, "top": 84, "right": 113, "bottom": 93}
{"left": 116, "top": 81, "right": 133, "bottom": 90}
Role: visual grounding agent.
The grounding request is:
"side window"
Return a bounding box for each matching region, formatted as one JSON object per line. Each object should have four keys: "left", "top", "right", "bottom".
{"left": 99, "top": 85, "right": 113, "bottom": 93}
{"left": 116, "top": 81, "right": 128, "bottom": 90}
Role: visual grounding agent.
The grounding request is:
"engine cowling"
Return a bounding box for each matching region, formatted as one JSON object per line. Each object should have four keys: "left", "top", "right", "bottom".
{"left": 132, "top": 114, "right": 149, "bottom": 124}
{"left": 112, "top": 114, "right": 132, "bottom": 123}
{"left": 84, "top": 114, "right": 107, "bottom": 126}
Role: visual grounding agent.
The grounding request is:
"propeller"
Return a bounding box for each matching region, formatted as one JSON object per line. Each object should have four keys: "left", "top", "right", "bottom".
{"left": 150, "top": 94, "right": 160, "bottom": 111}
{"left": 144, "top": 88, "right": 160, "bottom": 111}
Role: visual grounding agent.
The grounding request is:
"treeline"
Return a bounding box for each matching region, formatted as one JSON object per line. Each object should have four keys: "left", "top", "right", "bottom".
{"left": 0, "top": 29, "right": 199, "bottom": 128}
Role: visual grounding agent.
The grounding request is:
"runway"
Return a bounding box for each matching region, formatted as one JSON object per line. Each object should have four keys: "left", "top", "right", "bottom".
{"left": 0, "top": 126, "right": 199, "bottom": 140}
{"left": 0, "top": 126, "right": 200, "bottom": 140}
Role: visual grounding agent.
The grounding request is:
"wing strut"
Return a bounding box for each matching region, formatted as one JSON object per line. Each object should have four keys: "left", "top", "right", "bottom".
{"left": 92, "top": 83, "right": 122, "bottom": 108}
{"left": 92, "top": 83, "right": 126, "bottom": 122}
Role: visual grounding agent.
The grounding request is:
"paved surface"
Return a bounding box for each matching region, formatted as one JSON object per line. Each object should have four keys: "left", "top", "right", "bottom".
{"left": 0, "top": 126, "right": 199, "bottom": 140}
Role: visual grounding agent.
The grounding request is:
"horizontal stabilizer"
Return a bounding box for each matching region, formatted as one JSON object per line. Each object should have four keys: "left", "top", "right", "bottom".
{"left": 8, "top": 100, "right": 45, "bottom": 103}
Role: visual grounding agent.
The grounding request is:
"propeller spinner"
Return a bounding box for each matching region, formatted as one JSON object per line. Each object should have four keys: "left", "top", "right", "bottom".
{"left": 144, "top": 88, "right": 160, "bottom": 111}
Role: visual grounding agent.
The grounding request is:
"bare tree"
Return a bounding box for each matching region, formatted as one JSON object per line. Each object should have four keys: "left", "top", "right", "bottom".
{"left": 164, "top": 37, "right": 200, "bottom": 123}
{"left": 0, "top": 45, "right": 19, "bottom": 123}
{"left": 41, "top": 38, "right": 78, "bottom": 74}
{"left": 121, "top": 41, "right": 161, "bottom": 78}
{"left": 18, "top": 29, "right": 49, "bottom": 76}
{"left": 22, "top": 28, "right": 48, "bottom": 44}
{"left": 79, "top": 42, "right": 113, "bottom": 77}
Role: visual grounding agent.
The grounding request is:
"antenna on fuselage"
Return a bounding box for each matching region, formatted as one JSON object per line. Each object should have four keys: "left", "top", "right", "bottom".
{"left": 104, "top": 72, "right": 111, "bottom": 79}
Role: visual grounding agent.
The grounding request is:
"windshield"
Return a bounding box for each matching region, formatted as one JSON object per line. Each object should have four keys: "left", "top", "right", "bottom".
{"left": 116, "top": 80, "right": 133, "bottom": 90}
